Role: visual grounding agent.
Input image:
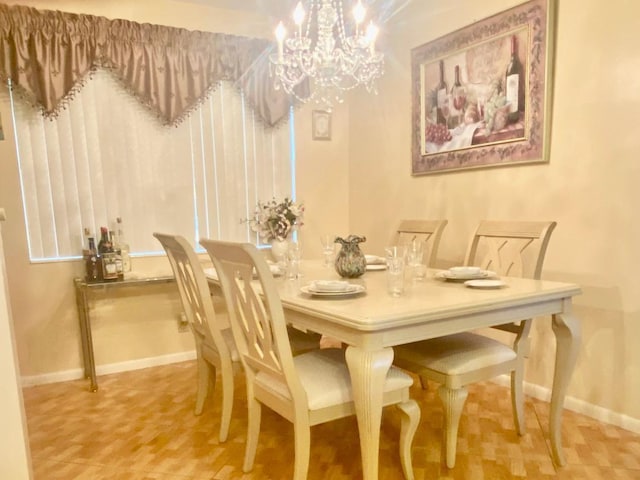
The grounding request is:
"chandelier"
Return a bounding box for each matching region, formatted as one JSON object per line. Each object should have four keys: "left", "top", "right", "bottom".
{"left": 269, "top": 0, "right": 384, "bottom": 110}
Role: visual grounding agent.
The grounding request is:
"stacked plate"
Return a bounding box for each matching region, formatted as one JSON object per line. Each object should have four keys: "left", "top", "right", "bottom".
{"left": 435, "top": 266, "right": 496, "bottom": 281}
{"left": 365, "top": 255, "right": 387, "bottom": 271}
{"left": 301, "top": 280, "right": 366, "bottom": 297}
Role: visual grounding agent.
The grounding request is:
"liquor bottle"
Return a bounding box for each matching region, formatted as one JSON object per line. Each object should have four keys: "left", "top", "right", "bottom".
{"left": 435, "top": 60, "right": 448, "bottom": 126}
{"left": 85, "top": 237, "right": 99, "bottom": 282}
{"left": 449, "top": 65, "right": 466, "bottom": 128}
{"left": 98, "top": 227, "right": 118, "bottom": 281}
{"left": 110, "top": 229, "right": 124, "bottom": 280}
{"left": 504, "top": 34, "right": 525, "bottom": 124}
{"left": 115, "top": 217, "right": 131, "bottom": 274}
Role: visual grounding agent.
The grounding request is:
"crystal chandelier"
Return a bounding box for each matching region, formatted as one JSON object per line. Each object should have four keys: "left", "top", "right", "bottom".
{"left": 269, "top": 0, "right": 384, "bottom": 110}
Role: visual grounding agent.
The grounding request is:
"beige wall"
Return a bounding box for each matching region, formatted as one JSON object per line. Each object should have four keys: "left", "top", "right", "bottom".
{"left": 347, "top": 0, "right": 640, "bottom": 426}
{"left": 1, "top": 0, "right": 639, "bottom": 433}
{"left": 0, "top": 0, "right": 350, "bottom": 380}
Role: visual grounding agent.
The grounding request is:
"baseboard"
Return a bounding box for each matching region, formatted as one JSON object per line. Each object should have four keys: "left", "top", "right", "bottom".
{"left": 21, "top": 350, "right": 197, "bottom": 387}
{"left": 492, "top": 375, "right": 640, "bottom": 435}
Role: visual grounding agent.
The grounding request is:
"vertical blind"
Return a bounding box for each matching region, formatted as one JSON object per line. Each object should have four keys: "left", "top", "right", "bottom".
{"left": 9, "top": 70, "right": 294, "bottom": 261}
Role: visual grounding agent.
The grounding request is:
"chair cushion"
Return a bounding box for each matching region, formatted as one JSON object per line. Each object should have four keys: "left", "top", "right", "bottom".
{"left": 256, "top": 348, "right": 413, "bottom": 411}
{"left": 394, "top": 332, "right": 516, "bottom": 376}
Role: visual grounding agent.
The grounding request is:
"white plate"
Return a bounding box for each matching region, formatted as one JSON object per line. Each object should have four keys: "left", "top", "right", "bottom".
{"left": 435, "top": 270, "right": 496, "bottom": 281}
{"left": 365, "top": 254, "right": 386, "bottom": 265}
{"left": 366, "top": 264, "right": 387, "bottom": 271}
{"left": 301, "top": 284, "right": 366, "bottom": 297}
{"left": 464, "top": 279, "right": 506, "bottom": 289}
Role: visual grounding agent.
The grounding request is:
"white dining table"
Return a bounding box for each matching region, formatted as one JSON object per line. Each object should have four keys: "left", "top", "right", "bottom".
{"left": 272, "top": 261, "right": 581, "bottom": 480}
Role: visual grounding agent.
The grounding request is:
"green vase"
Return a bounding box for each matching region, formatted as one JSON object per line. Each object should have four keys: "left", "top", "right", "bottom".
{"left": 334, "top": 235, "right": 366, "bottom": 278}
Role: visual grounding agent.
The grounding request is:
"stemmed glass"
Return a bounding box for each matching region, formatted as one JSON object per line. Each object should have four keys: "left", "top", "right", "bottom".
{"left": 287, "top": 240, "right": 303, "bottom": 279}
{"left": 320, "top": 234, "right": 336, "bottom": 268}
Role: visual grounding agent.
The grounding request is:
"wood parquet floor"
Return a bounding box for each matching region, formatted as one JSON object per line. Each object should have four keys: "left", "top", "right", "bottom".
{"left": 23, "top": 361, "right": 640, "bottom": 479}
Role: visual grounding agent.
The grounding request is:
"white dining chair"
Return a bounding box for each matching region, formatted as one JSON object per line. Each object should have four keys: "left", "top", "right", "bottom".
{"left": 393, "top": 220, "right": 557, "bottom": 468}
{"left": 394, "top": 219, "right": 448, "bottom": 267}
{"left": 153, "top": 233, "right": 241, "bottom": 443}
{"left": 201, "top": 239, "right": 421, "bottom": 480}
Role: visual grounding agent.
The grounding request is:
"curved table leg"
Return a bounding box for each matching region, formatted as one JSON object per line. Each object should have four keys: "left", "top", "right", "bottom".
{"left": 551, "top": 306, "right": 581, "bottom": 466}
{"left": 345, "top": 345, "right": 394, "bottom": 480}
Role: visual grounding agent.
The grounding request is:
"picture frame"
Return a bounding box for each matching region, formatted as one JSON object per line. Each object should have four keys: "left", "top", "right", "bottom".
{"left": 312, "top": 110, "right": 331, "bottom": 141}
{"left": 411, "top": 0, "right": 556, "bottom": 175}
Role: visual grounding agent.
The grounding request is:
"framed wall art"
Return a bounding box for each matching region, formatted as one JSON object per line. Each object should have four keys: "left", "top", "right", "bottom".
{"left": 411, "top": 0, "right": 556, "bottom": 175}
{"left": 312, "top": 110, "right": 331, "bottom": 141}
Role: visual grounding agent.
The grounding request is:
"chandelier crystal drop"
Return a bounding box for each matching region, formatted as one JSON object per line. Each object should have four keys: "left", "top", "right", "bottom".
{"left": 270, "top": 0, "right": 384, "bottom": 110}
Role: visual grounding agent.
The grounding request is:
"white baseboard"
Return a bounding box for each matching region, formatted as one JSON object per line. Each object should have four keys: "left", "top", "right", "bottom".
{"left": 21, "top": 350, "right": 197, "bottom": 387}
{"left": 492, "top": 375, "right": 640, "bottom": 435}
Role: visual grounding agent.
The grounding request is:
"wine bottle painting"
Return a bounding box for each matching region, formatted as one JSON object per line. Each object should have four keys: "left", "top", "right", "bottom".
{"left": 420, "top": 30, "right": 528, "bottom": 155}
{"left": 412, "top": 0, "right": 554, "bottom": 175}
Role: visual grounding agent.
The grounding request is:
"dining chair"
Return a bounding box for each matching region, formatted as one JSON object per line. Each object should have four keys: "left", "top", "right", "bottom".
{"left": 393, "top": 220, "right": 557, "bottom": 468}
{"left": 393, "top": 219, "right": 448, "bottom": 267}
{"left": 153, "top": 233, "right": 240, "bottom": 443}
{"left": 201, "top": 239, "right": 421, "bottom": 480}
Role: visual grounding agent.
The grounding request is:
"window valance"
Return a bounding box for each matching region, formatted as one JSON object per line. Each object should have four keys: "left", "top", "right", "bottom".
{"left": 0, "top": 3, "right": 294, "bottom": 127}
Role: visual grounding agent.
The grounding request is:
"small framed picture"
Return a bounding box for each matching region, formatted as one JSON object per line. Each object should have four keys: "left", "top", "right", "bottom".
{"left": 312, "top": 110, "right": 331, "bottom": 141}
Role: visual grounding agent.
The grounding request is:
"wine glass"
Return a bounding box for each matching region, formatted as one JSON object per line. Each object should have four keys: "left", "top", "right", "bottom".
{"left": 320, "top": 234, "right": 336, "bottom": 268}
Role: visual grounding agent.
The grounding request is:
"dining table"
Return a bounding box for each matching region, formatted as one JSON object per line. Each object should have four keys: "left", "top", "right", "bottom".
{"left": 263, "top": 259, "right": 582, "bottom": 480}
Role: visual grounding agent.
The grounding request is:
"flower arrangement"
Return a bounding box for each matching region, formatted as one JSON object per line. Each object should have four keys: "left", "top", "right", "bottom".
{"left": 245, "top": 197, "right": 304, "bottom": 242}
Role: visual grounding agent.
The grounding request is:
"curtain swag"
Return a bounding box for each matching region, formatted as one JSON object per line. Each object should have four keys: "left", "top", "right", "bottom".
{"left": 0, "top": 3, "right": 294, "bottom": 127}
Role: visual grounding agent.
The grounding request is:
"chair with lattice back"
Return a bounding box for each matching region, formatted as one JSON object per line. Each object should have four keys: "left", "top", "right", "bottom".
{"left": 393, "top": 219, "right": 448, "bottom": 267}
{"left": 393, "top": 220, "right": 557, "bottom": 468}
{"left": 153, "top": 233, "right": 240, "bottom": 443}
{"left": 201, "top": 239, "right": 421, "bottom": 480}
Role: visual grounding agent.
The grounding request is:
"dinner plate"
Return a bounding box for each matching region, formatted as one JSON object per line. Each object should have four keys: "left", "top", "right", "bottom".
{"left": 365, "top": 254, "right": 386, "bottom": 265}
{"left": 464, "top": 279, "right": 506, "bottom": 289}
{"left": 366, "top": 264, "right": 387, "bottom": 271}
{"left": 300, "top": 284, "right": 366, "bottom": 297}
{"left": 435, "top": 270, "right": 496, "bottom": 281}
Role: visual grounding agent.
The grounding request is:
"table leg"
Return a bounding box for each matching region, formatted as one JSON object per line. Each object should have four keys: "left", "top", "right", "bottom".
{"left": 345, "top": 345, "right": 393, "bottom": 480}
{"left": 74, "top": 279, "right": 98, "bottom": 392}
{"left": 550, "top": 306, "right": 581, "bottom": 466}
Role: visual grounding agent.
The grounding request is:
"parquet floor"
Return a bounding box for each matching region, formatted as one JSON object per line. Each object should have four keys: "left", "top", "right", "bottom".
{"left": 23, "top": 360, "right": 640, "bottom": 479}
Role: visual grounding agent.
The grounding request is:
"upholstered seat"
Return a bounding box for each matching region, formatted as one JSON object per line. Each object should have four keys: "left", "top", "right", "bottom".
{"left": 202, "top": 239, "right": 420, "bottom": 480}
{"left": 394, "top": 220, "right": 557, "bottom": 468}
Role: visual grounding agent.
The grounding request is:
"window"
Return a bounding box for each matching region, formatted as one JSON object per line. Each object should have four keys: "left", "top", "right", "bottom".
{"left": 9, "top": 71, "right": 295, "bottom": 261}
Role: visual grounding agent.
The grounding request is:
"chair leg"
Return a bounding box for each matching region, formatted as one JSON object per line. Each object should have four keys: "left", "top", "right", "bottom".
{"left": 419, "top": 375, "right": 429, "bottom": 390}
{"left": 195, "top": 354, "right": 214, "bottom": 416}
{"left": 511, "top": 368, "right": 526, "bottom": 435}
{"left": 218, "top": 360, "right": 234, "bottom": 443}
{"left": 437, "top": 385, "right": 468, "bottom": 469}
{"left": 243, "top": 387, "right": 262, "bottom": 473}
{"left": 397, "top": 399, "right": 420, "bottom": 480}
{"left": 292, "top": 414, "right": 311, "bottom": 480}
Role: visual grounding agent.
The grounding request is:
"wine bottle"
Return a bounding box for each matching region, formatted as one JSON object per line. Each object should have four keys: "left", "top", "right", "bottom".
{"left": 115, "top": 217, "right": 131, "bottom": 274}
{"left": 98, "top": 227, "right": 118, "bottom": 281}
{"left": 505, "top": 34, "right": 525, "bottom": 124}
{"left": 85, "top": 237, "right": 99, "bottom": 282}
{"left": 450, "top": 65, "right": 466, "bottom": 128}
{"left": 435, "top": 60, "right": 448, "bottom": 126}
{"left": 110, "top": 229, "right": 124, "bottom": 280}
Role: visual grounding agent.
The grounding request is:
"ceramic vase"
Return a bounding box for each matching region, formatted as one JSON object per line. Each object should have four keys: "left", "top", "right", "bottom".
{"left": 270, "top": 239, "right": 289, "bottom": 263}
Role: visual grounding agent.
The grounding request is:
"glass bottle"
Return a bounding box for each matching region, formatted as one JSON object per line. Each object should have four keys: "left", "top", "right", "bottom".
{"left": 450, "top": 65, "right": 466, "bottom": 128}
{"left": 435, "top": 60, "right": 448, "bottom": 126}
{"left": 85, "top": 237, "right": 99, "bottom": 282}
{"left": 505, "top": 34, "right": 524, "bottom": 124}
{"left": 98, "top": 227, "right": 118, "bottom": 281}
{"left": 115, "top": 217, "right": 131, "bottom": 273}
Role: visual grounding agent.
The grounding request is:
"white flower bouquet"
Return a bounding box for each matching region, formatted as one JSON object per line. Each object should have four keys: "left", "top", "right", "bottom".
{"left": 245, "top": 197, "right": 304, "bottom": 242}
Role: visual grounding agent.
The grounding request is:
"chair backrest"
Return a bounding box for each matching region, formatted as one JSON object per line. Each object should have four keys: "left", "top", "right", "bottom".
{"left": 200, "top": 239, "right": 304, "bottom": 403}
{"left": 393, "top": 219, "right": 448, "bottom": 267}
{"left": 153, "top": 233, "right": 230, "bottom": 356}
{"left": 463, "top": 221, "right": 556, "bottom": 279}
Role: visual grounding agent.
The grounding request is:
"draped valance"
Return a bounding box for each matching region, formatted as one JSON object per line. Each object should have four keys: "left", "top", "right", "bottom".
{"left": 0, "top": 3, "right": 294, "bottom": 127}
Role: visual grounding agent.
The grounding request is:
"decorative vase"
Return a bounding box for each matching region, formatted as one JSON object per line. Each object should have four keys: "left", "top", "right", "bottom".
{"left": 270, "top": 239, "right": 289, "bottom": 263}
{"left": 334, "top": 235, "right": 367, "bottom": 278}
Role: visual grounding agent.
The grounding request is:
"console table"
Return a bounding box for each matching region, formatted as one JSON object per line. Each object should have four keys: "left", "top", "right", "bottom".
{"left": 74, "top": 275, "right": 175, "bottom": 392}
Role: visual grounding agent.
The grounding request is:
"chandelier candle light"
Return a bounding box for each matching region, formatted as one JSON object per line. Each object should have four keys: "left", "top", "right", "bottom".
{"left": 270, "top": 0, "right": 384, "bottom": 109}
